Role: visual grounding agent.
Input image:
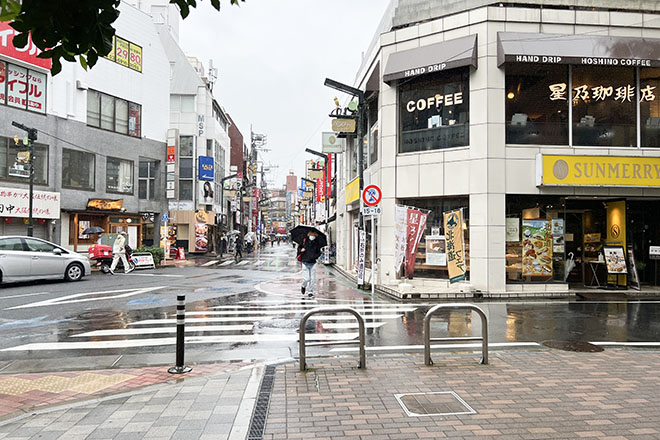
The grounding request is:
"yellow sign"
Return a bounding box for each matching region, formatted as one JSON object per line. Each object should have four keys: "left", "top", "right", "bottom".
{"left": 104, "top": 36, "right": 116, "bottom": 61}
{"left": 115, "top": 38, "right": 129, "bottom": 67}
{"left": 332, "top": 118, "right": 356, "bottom": 133}
{"left": 538, "top": 154, "right": 660, "bottom": 187}
{"left": 346, "top": 177, "right": 360, "bottom": 204}
{"left": 87, "top": 199, "right": 123, "bottom": 211}
{"left": 129, "top": 43, "right": 142, "bottom": 72}
{"left": 308, "top": 170, "right": 323, "bottom": 179}
{"left": 606, "top": 200, "right": 626, "bottom": 286}
{"left": 444, "top": 209, "right": 466, "bottom": 283}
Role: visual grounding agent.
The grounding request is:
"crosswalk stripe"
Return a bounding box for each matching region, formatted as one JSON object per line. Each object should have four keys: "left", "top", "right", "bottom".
{"left": 236, "top": 260, "right": 249, "bottom": 266}
{"left": 1, "top": 333, "right": 360, "bottom": 351}
{"left": 202, "top": 260, "right": 219, "bottom": 267}
{"left": 220, "top": 261, "right": 233, "bottom": 266}
{"left": 190, "top": 308, "right": 415, "bottom": 315}
{"left": 255, "top": 261, "right": 265, "bottom": 266}
{"left": 72, "top": 324, "right": 254, "bottom": 337}
{"left": 128, "top": 317, "right": 272, "bottom": 325}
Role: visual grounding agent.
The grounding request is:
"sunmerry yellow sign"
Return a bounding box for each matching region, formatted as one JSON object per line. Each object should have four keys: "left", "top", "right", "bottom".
{"left": 346, "top": 177, "right": 360, "bottom": 204}
{"left": 537, "top": 154, "right": 660, "bottom": 187}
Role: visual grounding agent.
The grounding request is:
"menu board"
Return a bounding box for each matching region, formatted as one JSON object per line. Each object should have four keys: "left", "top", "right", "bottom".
{"left": 552, "top": 218, "right": 564, "bottom": 254}
{"left": 425, "top": 236, "right": 446, "bottom": 266}
{"left": 603, "top": 246, "right": 627, "bottom": 274}
{"left": 522, "top": 219, "right": 553, "bottom": 276}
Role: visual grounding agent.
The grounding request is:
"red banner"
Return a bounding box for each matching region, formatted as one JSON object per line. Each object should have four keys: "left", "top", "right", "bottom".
{"left": 404, "top": 208, "right": 428, "bottom": 278}
{"left": 327, "top": 153, "right": 332, "bottom": 200}
{"left": 316, "top": 161, "right": 325, "bottom": 202}
{"left": 0, "top": 22, "right": 52, "bottom": 70}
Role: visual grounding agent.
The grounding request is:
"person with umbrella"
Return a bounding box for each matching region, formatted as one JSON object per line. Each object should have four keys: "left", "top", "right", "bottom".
{"left": 292, "top": 226, "right": 326, "bottom": 297}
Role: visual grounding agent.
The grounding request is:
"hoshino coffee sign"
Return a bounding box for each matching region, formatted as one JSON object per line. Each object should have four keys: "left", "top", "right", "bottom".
{"left": 406, "top": 92, "right": 464, "bottom": 113}
{"left": 511, "top": 55, "right": 655, "bottom": 67}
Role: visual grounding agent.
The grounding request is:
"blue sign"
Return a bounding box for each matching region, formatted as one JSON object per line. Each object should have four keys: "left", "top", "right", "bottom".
{"left": 198, "top": 156, "right": 214, "bottom": 181}
{"left": 161, "top": 213, "right": 169, "bottom": 222}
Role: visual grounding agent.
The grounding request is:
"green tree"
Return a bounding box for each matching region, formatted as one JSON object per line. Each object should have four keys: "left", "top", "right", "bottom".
{"left": 0, "top": 0, "right": 244, "bottom": 75}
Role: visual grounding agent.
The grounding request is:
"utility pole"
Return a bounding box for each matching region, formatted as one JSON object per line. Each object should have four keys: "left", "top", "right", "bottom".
{"left": 11, "top": 122, "right": 37, "bottom": 237}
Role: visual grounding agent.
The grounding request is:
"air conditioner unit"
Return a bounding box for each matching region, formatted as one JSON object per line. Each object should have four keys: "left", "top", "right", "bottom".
{"left": 76, "top": 80, "right": 88, "bottom": 90}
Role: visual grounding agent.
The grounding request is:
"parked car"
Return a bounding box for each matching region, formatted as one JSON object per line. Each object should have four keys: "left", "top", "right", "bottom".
{"left": 0, "top": 236, "right": 91, "bottom": 284}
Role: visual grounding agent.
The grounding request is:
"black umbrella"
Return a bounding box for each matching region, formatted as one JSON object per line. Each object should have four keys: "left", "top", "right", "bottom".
{"left": 290, "top": 225, "right": 327, "bottom": 248}
{"left": 82, "top": 226, "right": 104, "bottom": 234}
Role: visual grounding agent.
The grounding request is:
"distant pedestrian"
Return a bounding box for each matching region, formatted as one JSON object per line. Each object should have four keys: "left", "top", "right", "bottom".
{"left": 110, "top": 231, "right": 133, "bottom": 274}
{"left": 297, "top": 231, "right": 322, "bottom": 297}
{"left": 220, "top": 233, "right": 227, "bottom": 256}
{"left": 235, "top": 235, "right": 243, "bottom": 262}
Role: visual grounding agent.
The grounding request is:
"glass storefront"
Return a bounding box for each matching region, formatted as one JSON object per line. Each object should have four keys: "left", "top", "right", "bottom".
{"left": 506, "top": 195, "right": 660, "bottom": 287}
{"left": 399, "top": 68, "right": 470, "bottom": 153}
{"left": 505, "top": 65, "right": 660, "bottom": 147}
{"left": 398, "top": 197, "right": 469, "bottom": 279}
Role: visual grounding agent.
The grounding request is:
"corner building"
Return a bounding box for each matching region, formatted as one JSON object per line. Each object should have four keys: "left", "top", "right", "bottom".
{"left": 338, "top": 0, "right": 660, "bottom": 298}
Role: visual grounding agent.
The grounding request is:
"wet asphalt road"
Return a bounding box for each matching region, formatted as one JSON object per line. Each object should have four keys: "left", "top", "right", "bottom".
{"left": 1, "top": 246, "right": 660, "bottom": 373}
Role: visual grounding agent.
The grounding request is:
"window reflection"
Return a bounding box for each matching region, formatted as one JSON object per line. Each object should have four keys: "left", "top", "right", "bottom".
{"left": 641, "top": 68, "right": 660, "bottom": 148}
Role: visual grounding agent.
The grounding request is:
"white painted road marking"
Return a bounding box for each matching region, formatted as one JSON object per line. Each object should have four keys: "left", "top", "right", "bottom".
{"left": 220, "top": 261, "right": 233, "bottom": 266}
{"left": 192, "top": 308, "right": 415, "bottom": 315}
{"left": 5, "top": 286, "right": 166, "bottom": 310}
{"left": 202, "top": 260, "right": 219, "bottom": 267}
{"left": 330, "top": 342, "right": 543, "bottom": 353}
{"left": 72, "top": 324, "right": 254, "bottom": 337}
{"left": 236, "top": 261, "right": 249, "bottom": 266}
{"left": 128, "top": 317, "right": 273, "bottom": 325}
{"left": 0, "top": 291, "right": 52, "bottom": 300}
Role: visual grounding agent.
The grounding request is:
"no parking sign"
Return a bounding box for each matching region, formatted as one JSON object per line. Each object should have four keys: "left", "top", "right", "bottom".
{"left": 362, "top": 185, "right": 382, "bottom": 207}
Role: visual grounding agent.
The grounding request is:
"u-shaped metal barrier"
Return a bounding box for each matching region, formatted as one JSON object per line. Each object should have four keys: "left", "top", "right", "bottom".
{"left": 424, "top": 303, "right": 488, "bottom": 366}
{"left": 299, "top": 307, "right": 366, "bottom": 371}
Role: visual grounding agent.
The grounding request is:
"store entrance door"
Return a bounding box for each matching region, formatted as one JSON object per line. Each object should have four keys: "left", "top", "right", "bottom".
{"left": 627, "top": 200, "right": 660, "bottom": 286}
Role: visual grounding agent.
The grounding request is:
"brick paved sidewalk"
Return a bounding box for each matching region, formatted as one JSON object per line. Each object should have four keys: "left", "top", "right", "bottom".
{"left": 265, "top": 349, "right": 660, "bottom": 439}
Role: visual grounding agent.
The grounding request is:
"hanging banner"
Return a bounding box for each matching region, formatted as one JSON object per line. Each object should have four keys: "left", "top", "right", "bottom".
{"left": 394, "top": 205, "right": 408, "bottom": 274}
{"left": 444, "top": 209, "right": 466, "bottom": 283}
{"left": 404, "top": 207, "right": 428, "bottom": 278}
{"left": 159, "top": 225, "right": 177, "bottom": 254}
{"left": 521, "top": 219, "right": 553, "bottom": 277}
{"left": 357, "top": 229, "right": 366, "bottom": 285}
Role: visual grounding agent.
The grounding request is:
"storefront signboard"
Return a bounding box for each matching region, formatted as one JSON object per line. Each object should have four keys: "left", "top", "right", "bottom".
{"left": 537, "top": 154, "right": 660, "bottom": 187}
{"left": 87, "top": 199, "right": 123, "bottom": 211}
{"left": 308, "top": 169, "right": 323, "bottom": 180}
{"left": 0, "top": 188, "right": 59, "bottom": 219}
{"left": 425, "top": 235, "right": 446, "bottom": 266}
{"left": 132, "top": 253, "right": 156, "bottom": 269}
{"left": 0, "top": 21, "right": 52, "bottom": 70}
{"left": 552, "top": 219, "right": 565, "bottom": 254}
{"left": 331, "top": 118, "right": 356, "bottom": 133}
{"left": 322, "top": 132, "right": 342, "bottom": 153}
{"left": 346, "top": 177, "right": 360, "bottom": 204}
{"left": 506, "top": 217, "right": 519, "bottom": 242}
{"left": 444, "top": 209, "right": 465, "bottom": 283}
{"left": 650, "top": 246, "right": 660, "bottom": 260}
{"left": 603, "top": 246, "right": 627, "bottom": 274}
{"left": 521, "top": 219, "right": 553, "bottom": 277}
{"left": 198, "top": 156, "right": 214, "bottom": 181}
{"left": 195, "top": 223, "right": 208, "bottom": 252}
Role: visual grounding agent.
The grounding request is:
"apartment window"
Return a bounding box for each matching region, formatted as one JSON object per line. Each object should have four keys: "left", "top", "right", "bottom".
{"left": 87, "top": 89, "right": 141, "bottom": 137}
{"left": 399, "top": 68, "right": 470, "bottom": 153}
{"left": 139, "top": 160, "right": 156, "bottom": 200}
{"left": 179, "top": 135, "right": 194, "bottom": 200}
{"left": 62, "top": 149, "right": 95, "bottom": 190}
{"left": 0, "top": 137, "right": 48, "bottom": 184}
{"left": 106, "top": 157, "right": 134, "bottom": 194}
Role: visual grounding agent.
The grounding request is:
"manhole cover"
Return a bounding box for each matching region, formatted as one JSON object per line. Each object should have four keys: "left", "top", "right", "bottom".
{"left": 542, "top": 340, "right": 604, "bottom": 352}
{"left": 395, "top": 392, "right": 476, "bottom": 417}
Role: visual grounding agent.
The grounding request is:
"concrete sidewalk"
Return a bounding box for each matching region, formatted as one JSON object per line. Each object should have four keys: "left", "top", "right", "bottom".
{"left": 2, "top": 348, "right": 660, "bottom": 439}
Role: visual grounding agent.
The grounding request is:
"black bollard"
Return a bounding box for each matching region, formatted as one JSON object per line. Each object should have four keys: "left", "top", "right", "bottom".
{"left": 168, "top": 294, "right": 192, "bottom": 374}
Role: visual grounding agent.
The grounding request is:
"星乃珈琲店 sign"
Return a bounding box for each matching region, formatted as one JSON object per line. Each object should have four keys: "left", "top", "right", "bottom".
{"left": 537, "top": 154, "right": 660, "bottom": 187}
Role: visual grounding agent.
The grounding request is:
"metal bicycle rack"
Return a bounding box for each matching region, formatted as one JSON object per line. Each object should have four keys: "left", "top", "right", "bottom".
{"left": 299, "top": 307, "right": 366, "bottom": 371}
{"left": 424, "top": 303, "right": 489, "bottom": 366}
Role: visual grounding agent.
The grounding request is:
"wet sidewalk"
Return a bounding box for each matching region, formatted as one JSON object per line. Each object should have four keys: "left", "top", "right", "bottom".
{"left": 2, "top": 348, "right": 660, "bottom": 439}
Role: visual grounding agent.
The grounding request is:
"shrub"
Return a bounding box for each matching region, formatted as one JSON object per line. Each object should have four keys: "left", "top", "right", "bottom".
{"left": 135, "top": 246, "right": 165, "bottom": 265}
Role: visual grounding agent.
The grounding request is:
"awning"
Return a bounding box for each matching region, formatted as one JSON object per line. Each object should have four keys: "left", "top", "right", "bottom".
{"left": 497, "top": 32, "right": 660, "bottom": 67}
{"left": 383, "top": 34, "right": 478, "bottom": 83}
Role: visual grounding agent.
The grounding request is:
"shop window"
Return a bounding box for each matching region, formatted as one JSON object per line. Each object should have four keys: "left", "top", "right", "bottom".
{"left": 62, "top": 148, "right": 95, "bottom": 190}
{"left": 87, "top": 90, "right": 141, "bottom": 138}
{"left": 572, "top": 66, "right": 636, "bottom": 147}
{"left": 505, "top": 64, "right": 569, "bottom": 145}
{"left": 640, "top": 68, "right": 660, "bottom": 147}
{"left": 106, "top": 157, "right": 134, "bottom": 194}
{"left": 399, "top": 68, "right": 469, "bottom": 153}
{"left": 1, "top": 62, "right": 47, "bottom": 114}
{"left": 398, "top": 197, "right": 469, "bottom": 279}
{"left": 139, "top": 160, "right": 157, "bottom": 200}
{"left": 0, "top": 138, "right": 48, "bottom": 184}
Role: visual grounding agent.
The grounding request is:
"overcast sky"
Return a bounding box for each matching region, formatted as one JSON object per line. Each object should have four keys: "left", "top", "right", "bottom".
{"left": 179, "top": 0, "right": 390, "bottom": 187}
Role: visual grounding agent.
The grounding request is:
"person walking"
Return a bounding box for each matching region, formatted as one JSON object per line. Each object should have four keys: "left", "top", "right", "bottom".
{"left": 298, "top": 231, "right": 322, "bottom": 297}
{"left": 110, "top": 231, "right": 133, "bottom": 274}
{"left": 234, "top": 235, "right": 243, "bottom": 262}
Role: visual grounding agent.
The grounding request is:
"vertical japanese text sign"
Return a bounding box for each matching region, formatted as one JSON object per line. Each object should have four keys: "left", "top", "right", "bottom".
{"left": 444, "top": 209, "right": 466, "bottom": 283}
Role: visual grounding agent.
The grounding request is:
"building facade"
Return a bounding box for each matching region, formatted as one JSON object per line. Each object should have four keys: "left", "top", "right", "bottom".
{"left": 337, "top": 0, "right": 660, "bottom": 298}
{"left": 0, "top": 1, "right": 170, "bottom": 251}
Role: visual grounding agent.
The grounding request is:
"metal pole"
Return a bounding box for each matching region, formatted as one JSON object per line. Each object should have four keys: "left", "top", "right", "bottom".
{"left": 357, "top": 98, "right": 365, "bottom": 288}
{"left": 371, "top": 215, "right": 375, "bottom": 296}
{"left": 168, "top": 294, "right": 192, "bottom": 374}
{"left": 27, "top": 137, "right": 34, "bottom": 237}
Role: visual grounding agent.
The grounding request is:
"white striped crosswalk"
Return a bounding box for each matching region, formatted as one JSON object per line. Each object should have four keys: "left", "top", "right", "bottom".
{"left": 1, "top": 300, "right": 420, "bottom": 353}
{"left": 201, "top": 257, "right": 299, "bottom": 271}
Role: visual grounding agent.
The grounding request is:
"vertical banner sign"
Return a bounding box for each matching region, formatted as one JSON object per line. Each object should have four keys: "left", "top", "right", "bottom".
{"left": 128, "top": 102, "right": 140, "bottom": 137}
{"left": 195, "top": 224, "right": 208, "bottom": 252}
{"left": 404, "top": 208, "right": 428, "bottom": 278}
{"left": 160, "top": 225, "right": 177, "bottom": 255}
{"left": 327, "top": 153, "right": 332, "bottom": 199}
{"left": 115, "top": 37, "right": 130, "bottom": 67}
{"left": 394, "top": 205, "right": 408, "bottom": 274}
{"left": 357, "top": 229, "right": 367, "bottom": 285}
{"left": 129, "top": 43, "right": 142, "bottom": 72}
{"left": 0, "top": 61, "right": 6, "bottom": 104}
{"left": 105, "top": 36, "right": 116, "bottom": 61}
{"left": 444, "top": 209, "right": 466, "bottom": 283}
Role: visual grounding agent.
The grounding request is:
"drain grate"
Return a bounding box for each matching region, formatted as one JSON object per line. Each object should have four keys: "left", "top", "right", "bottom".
{"left": 395, "top": 392, "right": 476, "bottom": 417}
{"left": 247, "top": 365, "right": 277, "bottom": 440}
{"left": 542, "top": 340, "right": 604, "bottom": 352}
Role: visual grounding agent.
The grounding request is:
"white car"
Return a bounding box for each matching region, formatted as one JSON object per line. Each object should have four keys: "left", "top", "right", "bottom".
{"left": 0, "top": 236, "right": 91, "bottom": 284}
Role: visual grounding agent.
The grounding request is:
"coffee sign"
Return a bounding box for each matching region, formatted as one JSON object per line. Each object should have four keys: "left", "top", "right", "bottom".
{"left": 331, "top": 118, "right": 355, "bottom": 133}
